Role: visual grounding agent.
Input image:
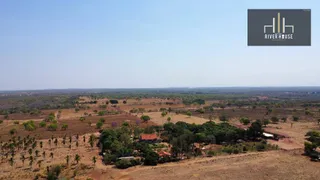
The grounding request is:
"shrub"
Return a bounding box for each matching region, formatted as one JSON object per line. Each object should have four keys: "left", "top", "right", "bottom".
{"left": 14, "top": 121, "right": 19, "bottom": 125}
{"left": 219, "top": 114, "right": 228, "bottom": 122}
{"left": 263, "top": 119, "right": 270, "bottom": 127}
{"left": 96, "top": 121, "right": 103, "bottom": 129}
{"left": 9, "top": 128, "right": 17, "bottom": 135}
{"left": 271, "top": 117, "right": 279, "bottom": 123}
{"left": 239, "top": 117, "right": 250, "bottom": 125}
{"left": 281, "top": 117, "right": 287, "bottom": 122}
{"left": 39, "top": 121, "right": 46, "bottom": 128}
{"left": 115, "top": 159, "right": 132, "bottom": 169}
{"left": 0, "top": 120, "right": 3, "bottom": 124}
{"left": 195, "top": 108, "right": 205, "bottom": 114}
{"left": 103, "top": 153, "right": 117, "bottom": 164}
{"left": 99, "top": 118, "right": 105, "bottom": 123}
{"left": 161, "top": 111, "right": 167, "bottom": 117}
{"left": 140, "top": 115, "right": 151, "bottom": 122}
{"left": 98, "top": 111, "right": 105, "bottom": 116}
{"left": 61, "top": 124, "right": 68, "bottom": 130}
{"left": 207, "top": 150, "right": 215, "bottom": 157}
{"left": 186, "top": 111, "right": 192, "bottom": 117}
{"left": 47, "top": 123, "right": 58, "bottom": 131}
{"left": 23, "top": 120, "right": 37, "bottom": 131}
{"left": 79, "top": 117, "right": 86, "bottom": 122}
{"left": 47, "top": 165, "right": 62, "bottom": 180}
{"left": 293, "top": 116, "right": 299, "bottom": 122}
{"left": 109, "top": 100, "right": 119, "bottom": 104}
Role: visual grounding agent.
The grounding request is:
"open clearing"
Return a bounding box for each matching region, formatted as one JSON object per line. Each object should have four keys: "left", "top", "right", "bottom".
{"left": 142, "top": 112, "right": 210, "bottom": 125}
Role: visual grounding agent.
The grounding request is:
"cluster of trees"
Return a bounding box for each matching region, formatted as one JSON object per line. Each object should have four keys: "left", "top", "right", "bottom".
{"left": 182, "top": 98, "right": 205, "bottom": 105}
{"left": 99, "top": 124, "right": 161, "bottom": 168}
{"left": 304, "top": 130, "right": 320, "bottom": 160}
{"left": 0, "top": 95, "right": 78, "bottom": 115}
{"left": 98, "top": 119, "right": 266, "bottom": 169}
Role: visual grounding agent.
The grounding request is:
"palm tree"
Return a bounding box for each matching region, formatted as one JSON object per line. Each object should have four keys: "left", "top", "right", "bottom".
{"left": 29, "top": 156, "right": 34, "bottom": 168}
{"left": 40, "top": 141, "right": 43, "bottom": 149}
{"left": 32, "top": 141, "right": 37, "bottom": 149}
{"left": 9, "top": 157, "right": 14, "bottom": 167}
{"left": 66, "top": 155, "right": 70, "bottom": 166}
{"left": 28, "top": 148, "right": 32, "bottom": 156}
{"left": 20, "top": 154, "right": 25, "bottom": 166}
{"left": 37, "top": 160, "right": 42, "bottom": 169}
{"left": 92, "top": 156, "right": 97, "bottom": 166}
{"left": 42, "top": 151, "right": 46, "bottom": 158}
{"left": 35, "top": 150, "right": 39, "bottom": 157}
{"left": 54, "top": 138, "right": 58, "bottom": 147}
{"left": 48, "top": 139, "right": 51, "bottom": 147}
{"left": 74, "top": 154, "right": 80, "bottom": 164}
{"left": 89, "top": 134, "right": 96, "bottom": 149}
{"left": 50, "top": 152, "right": 54, "bottom": 159}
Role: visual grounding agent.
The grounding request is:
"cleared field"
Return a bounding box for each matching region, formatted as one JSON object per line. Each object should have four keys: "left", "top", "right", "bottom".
{"left": 143, "top": 112, "right": 211, "bottom": 125}
{"left": 119, "top": 150, "right": 320, "bottom": 180}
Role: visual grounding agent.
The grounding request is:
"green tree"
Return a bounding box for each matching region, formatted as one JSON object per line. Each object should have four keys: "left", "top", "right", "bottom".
{"left": 140, "top": 115, "right": 151, "bottom": 123}
{"left": 96, "top": 121, "right": 103, "bottom": 129}
{"left": 144, "top": 151, "right": 159, "bottom": 166}
{"left": 239, "top": 117, "right": 250, "bottom": 125}
{"left": 186, "top": 111, "right": 192, "bottom": 117}
{"left": 247, "top": 120, "right": 263, "bottom": 139}
{"left": 167, "top": 117, "right": 171, "bottom": 122}
{"left": 61, "top": 124, "right": 68, "bottom": 130}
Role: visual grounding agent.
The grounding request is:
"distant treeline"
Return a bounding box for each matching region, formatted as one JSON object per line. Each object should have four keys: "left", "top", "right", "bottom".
{"left": 0, "top": 95, "right": 78, "bottom": 115}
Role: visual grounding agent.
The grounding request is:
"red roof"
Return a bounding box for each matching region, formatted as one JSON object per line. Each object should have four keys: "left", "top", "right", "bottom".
{"left": 140, "top": 133, "right": 158, "bottom": 140}
{"left": 158, "top": 150, "right": 171, "bottom": 157}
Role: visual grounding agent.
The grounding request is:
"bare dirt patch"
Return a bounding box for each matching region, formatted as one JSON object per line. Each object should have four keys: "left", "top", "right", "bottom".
{"left": 121, "top": 150, "right": 320, "bottom": 180}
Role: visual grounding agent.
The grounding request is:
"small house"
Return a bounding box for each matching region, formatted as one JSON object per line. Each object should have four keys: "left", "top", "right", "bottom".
{"left": 139, "top": 133, "right": 158, "bottom": 143}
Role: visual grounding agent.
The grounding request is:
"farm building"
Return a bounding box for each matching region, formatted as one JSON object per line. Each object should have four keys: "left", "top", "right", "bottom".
{"left": 139, "top": 133, "right": 159, "bottom": 143}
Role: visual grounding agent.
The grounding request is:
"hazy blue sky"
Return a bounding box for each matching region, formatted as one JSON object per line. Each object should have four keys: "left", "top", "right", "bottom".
{"left": 0, "top": 0, "right": 318, "bottom": 90}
